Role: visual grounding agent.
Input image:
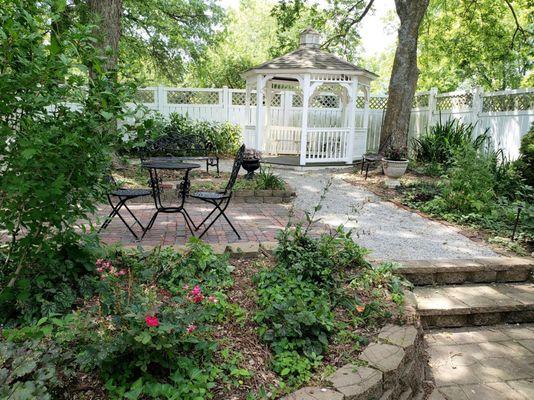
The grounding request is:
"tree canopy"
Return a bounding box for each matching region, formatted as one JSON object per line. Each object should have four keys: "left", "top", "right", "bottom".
{"left": 418, "top": 0, "right": 533, "bottom": 91}
{"left": 38, "top": 0, "right": 533, "bottom": 91}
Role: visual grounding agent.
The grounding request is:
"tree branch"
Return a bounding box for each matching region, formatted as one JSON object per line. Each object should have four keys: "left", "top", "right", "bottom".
{"left": 504, "top": 0, "right": 527, "bottom": 49}
{"left": 322, "top": 0, "right": 375, "bottom": 49}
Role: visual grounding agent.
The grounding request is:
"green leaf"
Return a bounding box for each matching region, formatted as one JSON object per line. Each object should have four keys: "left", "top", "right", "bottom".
{"left": 21, "top": 149, "right": 37, "bottom": 159}
{"left": 12, "top": 360, "right": 37, "bottom": 378}
{"left": 100, "top": 111, "right": 114, "bottom": 121}
{"left": 134, "top": 331, "right": 152, "bottom": 345}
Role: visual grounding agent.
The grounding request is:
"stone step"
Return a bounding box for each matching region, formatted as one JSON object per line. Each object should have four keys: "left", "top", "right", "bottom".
{"left": 413, "top": 282, "right": 534, "bottom": 328}
{"left": 398, "top": 257, "right": 533, "bottom": 286}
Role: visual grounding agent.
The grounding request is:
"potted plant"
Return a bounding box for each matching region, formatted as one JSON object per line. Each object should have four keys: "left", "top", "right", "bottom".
{"left": 242, "top": 148, "right": 261, "bottom": 179}
{"left": 382, "top": 146, "right": 409, "bottom": 188}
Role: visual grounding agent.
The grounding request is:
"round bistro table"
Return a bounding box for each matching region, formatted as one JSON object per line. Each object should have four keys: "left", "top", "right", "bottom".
{"left": 140, "top": 159, "right": 200, "bottom": 239}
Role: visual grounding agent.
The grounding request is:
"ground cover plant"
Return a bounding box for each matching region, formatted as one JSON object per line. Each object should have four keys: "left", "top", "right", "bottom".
{"left": 1, "top": 241, "right": 252, "bottom": 399}
{"left": 375, "top": 119, "right": 533, "bottom": 254}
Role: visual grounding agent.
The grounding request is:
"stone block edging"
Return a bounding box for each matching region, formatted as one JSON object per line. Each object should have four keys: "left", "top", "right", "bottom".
{"left": 282, "top": 323, "right": 426, "bottom": 400}
{"left": 126, "top": 186, "right": 296, "bottom": 204}
{"left": 232, "top": 187, "right": 296, "bottom": 204}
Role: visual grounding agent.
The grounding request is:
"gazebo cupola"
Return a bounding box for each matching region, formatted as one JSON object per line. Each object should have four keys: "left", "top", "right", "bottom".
{"left": 242, "top": 27, "right": 377, "bottom": 166}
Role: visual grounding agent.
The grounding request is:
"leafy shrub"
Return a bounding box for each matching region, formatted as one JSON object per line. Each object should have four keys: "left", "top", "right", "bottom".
{"left": 254, "top": 168, "right": 286, "bottom": 190}
{"left": 401, "top": 144, "right": 533, "bottom": 250}
{"left": 429, "top": 147, "right": 497, "bottom": 214}
{"left": 73, "top": 241, "right": 233, "bottom": 396}
{"left": 275, "top": 225, "right": 369, "bottom": 291}
{"left": 0, "top": 234, "right": 101, "bottom": 325}
{"left": 0, "top": 1, "right": 137, "bottom": 320}
{"left": 518, "top": 123, "right": 534, "bottom": 186}
{"left": 412, "top": 119, "right": 489, "bottom": 171}
{"left": 254, "top": 207, "right": 371, "bottom": 387}
{"left": 128, "top": 113, "right": 242, "bottom": 156}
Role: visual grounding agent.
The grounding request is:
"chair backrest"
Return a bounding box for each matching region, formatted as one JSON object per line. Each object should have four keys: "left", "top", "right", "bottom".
{"left": 105, "top": 174, "right": 118, "bottom": 186}
{"left": 224, "top": 144, "right": 246, "bottom": 193}
{"left": 141, "top": 134, "right": 214, "bottom": 159}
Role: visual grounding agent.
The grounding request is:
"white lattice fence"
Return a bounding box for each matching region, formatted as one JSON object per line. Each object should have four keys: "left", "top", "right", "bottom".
{"left": 135, "top": 86, "right": 534, "bottom": 159}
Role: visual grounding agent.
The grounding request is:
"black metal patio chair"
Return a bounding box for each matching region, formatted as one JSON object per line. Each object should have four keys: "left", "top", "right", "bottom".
{"left": 189, "top": 144, "right": 246, "bottom": 239}
{"left": 98, "top": 175, "right": 152, "bottom": 240}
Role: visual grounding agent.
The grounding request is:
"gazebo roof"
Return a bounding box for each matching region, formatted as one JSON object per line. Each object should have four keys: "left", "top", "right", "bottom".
{"left": 243, "top": 28, "right": 377, "bottom": 80}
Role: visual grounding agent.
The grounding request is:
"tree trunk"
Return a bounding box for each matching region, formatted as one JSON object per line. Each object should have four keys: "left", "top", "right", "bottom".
{"left": 87, "top": 0, "right": 122, "bottom": 73}
{"left": 379, "top": 0, "right": 429, "bottom": 153}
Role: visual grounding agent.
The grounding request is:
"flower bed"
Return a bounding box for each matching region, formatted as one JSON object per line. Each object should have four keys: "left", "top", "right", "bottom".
{"left": 1, "top": 220, "right": 417, "bottom": 399}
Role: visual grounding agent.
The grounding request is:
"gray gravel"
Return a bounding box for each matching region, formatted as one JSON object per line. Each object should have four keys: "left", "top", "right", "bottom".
{"left": 220, "top": 160, "right": 497, "bottom": 261}
{"left": 274, "top": 167, "right": 497, "bottom": 261}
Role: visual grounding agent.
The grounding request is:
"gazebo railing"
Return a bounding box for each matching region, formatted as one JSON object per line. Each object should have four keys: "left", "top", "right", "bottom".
{"left": 266, "top": 126, "right": 301, "bottom": 155}
{"left": 305, "top": 128, "right": 350, "bottom": 163}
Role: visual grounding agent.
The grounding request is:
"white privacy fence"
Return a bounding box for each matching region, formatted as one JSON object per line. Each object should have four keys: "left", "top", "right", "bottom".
{"left": 136, "top": 86, "right": 534, "bottom": 160}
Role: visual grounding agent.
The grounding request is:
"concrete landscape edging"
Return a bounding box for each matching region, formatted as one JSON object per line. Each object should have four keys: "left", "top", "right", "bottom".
{"left": 282, "top": 322, "right": 428, "bottom": 400}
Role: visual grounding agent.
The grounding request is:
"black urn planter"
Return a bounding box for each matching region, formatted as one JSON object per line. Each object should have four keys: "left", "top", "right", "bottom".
{"left": 242, "top": 159, "right": 261, "bottom": 179}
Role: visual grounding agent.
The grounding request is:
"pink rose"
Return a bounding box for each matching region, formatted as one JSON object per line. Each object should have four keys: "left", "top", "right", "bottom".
{"left": 186, "top": 324, "right": 197, "bottom": 334}
{"left": 191, "top": 285, "right": 201, "bottom": 296}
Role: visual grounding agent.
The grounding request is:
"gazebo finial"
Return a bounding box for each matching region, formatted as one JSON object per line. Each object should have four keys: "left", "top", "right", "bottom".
{"left": 300, "top": 26, "right": 322, "bottom": 49}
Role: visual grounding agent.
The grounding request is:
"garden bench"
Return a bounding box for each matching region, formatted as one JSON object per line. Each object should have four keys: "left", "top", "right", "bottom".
{"left": 141, "top": 134, "right": 219, "bottom": 174}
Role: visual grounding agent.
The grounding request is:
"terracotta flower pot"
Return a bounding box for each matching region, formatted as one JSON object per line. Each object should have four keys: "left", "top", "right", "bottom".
{"left": 382, "top": 159, "right": 408, "bottom": 188}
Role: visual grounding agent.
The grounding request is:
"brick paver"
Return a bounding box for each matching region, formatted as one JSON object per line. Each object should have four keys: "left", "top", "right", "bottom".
{"left": 426, "top": 324, "right": 534, "bottom": 399}
{"left": 93, "top": 199, "right": 324, "bottom": 246}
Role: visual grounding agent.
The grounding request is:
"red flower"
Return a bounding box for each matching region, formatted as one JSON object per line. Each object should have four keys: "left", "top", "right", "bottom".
{"left": 186, "top": 324, "right": 197, "bottom": 333}
{"left": 193, "top": 294, "right": 204, "bottom": 304}
{"left": 145, "top": 315, "right": 159, "bottom": 327}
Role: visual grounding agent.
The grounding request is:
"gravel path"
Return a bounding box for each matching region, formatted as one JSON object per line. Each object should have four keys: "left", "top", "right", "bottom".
{"left": 220, "top": 160, "right": 497, "bottom": 260}
{"left": 274, "top": 168, "right": 497, "bottom": 261}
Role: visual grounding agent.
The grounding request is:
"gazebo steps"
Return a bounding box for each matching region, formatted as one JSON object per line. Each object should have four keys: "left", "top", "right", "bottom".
{"left": 398, "top": 257, "right": 533, "bottom": 286}
{"left": 412, "top": 282, "right": 534, "bottom": 328}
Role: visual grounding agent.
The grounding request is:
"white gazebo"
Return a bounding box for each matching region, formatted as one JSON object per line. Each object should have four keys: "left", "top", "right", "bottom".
{"left": 242, "top": 28, "right": 377, "bottom": 166}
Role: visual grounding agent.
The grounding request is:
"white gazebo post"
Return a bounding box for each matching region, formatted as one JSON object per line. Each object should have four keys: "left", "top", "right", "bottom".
{"left": 362, "top": 85, "right": 371, "bottom": 153}
{"left": 265, "top": 80, "right": 273, "bottom": 152}
{"left": 255, "top": 75, "right": 264, "bottom": 151}
{"left": 346, "top": 78, "right": 358, "bottom": 163}
{"left": 299, "top": 74, "right": 311, "bottom": 166}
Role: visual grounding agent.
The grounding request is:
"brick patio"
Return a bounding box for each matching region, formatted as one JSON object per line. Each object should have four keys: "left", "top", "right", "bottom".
{"left": 94, "top": 199, "right": 307, "bottom": 246}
